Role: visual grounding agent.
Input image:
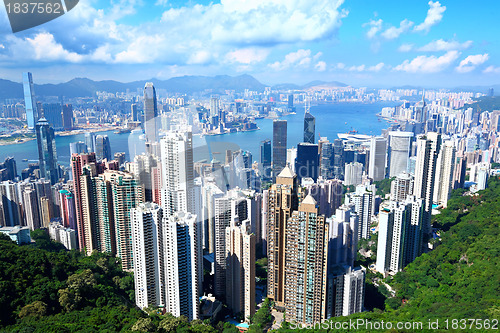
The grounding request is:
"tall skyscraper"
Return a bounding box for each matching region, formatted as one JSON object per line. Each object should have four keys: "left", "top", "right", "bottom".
{"left": 303, "top": 111, "right": 316, "bottom": 144}
{"left": 388, "top": 131, "right": 413, "bottom": 178}
{"left": 62, "top": 104, "right": 74, "bottom": 130}
{"left": 225, "top": 219, "right": 256, "bottom": 322}
{"left": 42, "top": 103, "right": 63, "bottom": 129}
{"left": 344, "top": 162, "right": 363, "bottom": 186}
{"left": 295, "top": 143, "right": 319, "bottom": 182}
{"left": 210, "top": 97, "right": 219, "bottom": 117}
{"left": 368, "top": 137, "right": 387, "bottom": 181}
{"left": 23, "top": 72, "right": 38, "bottom": 130}
{"left": 376, "top": 196, "right": 424, "bottom": 273}
{"left": 160, "top": 130, "right": 195, "bottom": 216}
{"left": 0, "top": 181, "right": 22, "bottom": 226}
{"left": 59, "top": 189, "right": 76, "bottom": 230}
{"left": 390, "top": 172, "right": 414, "bottom": 201}
{"left": 267, "top": 166, "right": 304, "bottom": 309}
{"left": 260, "top": 139, "right": 272, "bottom": 180}
{"left": 131, "top": 103, "right": 139, "bottom": 122}
{"left": 345, "top": 184, "right": 375, "bottom": 240}
{"left": 433, "top": 141, "right": 456, "bottom": 208}
{"left": 144, "top": 82, "right": 159, "bottom": 144}
{"left": 131, "top": 203, "right": 164, "bottom": 310}
{"left": 95, "top": 135, "right": 112, "bottom": 161}
{"left": 163, "top": 212, "right": 202, "bottom": 321}
{"left": 333, "top": 139, "right": 345, "bottom": 179}
{"left": 320, "top": 141, "right": 334, "bottom": 179}
{"left": 100, "top": 170, "right": 142, "bottom": 270}
{"left": 23, "top": 188, "right": 40, "bottom": 230}
{"left": 36, "top": 117, "right": 58, "bottom": 185}
{"left": 272, "top": 120, "right": 287, "bottom": 179}
{"left": 413, "top": 132, "right": 441, "bottom": 235}
{"left": 284, "top": 195, "right": 328, "bottom": 324}
{"left": 85, "top": 133, "right": 95, "bottom": 153}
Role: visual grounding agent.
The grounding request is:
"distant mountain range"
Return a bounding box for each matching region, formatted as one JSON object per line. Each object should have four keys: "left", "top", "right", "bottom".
{"left": 1, "top": 73, "right": 498, "bottom": 101}
{"left": 0, "top": 74, "right": 350, "bottom": 101}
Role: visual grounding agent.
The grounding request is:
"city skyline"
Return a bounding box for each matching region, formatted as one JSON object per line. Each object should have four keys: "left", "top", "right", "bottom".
{"left": 0, "top": 1, "right": 498, "bottom": 87}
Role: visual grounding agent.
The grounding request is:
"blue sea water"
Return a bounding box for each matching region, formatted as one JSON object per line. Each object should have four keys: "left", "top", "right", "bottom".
{"left": 1, "top": 102, "right": 397, "bottom": 171}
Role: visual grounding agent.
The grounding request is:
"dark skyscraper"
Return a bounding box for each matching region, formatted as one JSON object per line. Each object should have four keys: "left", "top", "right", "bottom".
{"left": 272, "top": 120, "right": 287, "bottom": 179}
{"left": 260, "top": 139, "right": 272, "bottom": 179}
{"left": 131, "top": 103, "right": 138, "bottom": 122}
{"left": 42, "top": 103, "right": 63, "bottom": 129}
{"left": 36, "top": 117, "right": 58, "bottom": 185}
{"left": 303, "top": 111, "right": 315, "bottom": 144}
{"left": 295, "top": 143, "right": 319, "bottom": 181}
{"left": 62, "top": 104, "right": 74, "bottom": 130}
{"left": 320, "top": 141, "right": 334, "bottom": 179}
{"left": 333, "top": 139, "right": 345, "bottom": 180}
{"left": 23, "top": 72, "right": 38, "bottom": 130}
{"left": 95, "top": 135, "right": 112, "bottom": 161}
{"left": 144, "top": 82, "right": 159, "bottom": 144}
{"left": 287, "top": 94, "right": 294, "bottom": 110}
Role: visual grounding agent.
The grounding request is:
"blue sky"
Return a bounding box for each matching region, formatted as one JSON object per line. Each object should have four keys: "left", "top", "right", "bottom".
{"left": 0, "top": 0, "right": 498, "bottom": 87}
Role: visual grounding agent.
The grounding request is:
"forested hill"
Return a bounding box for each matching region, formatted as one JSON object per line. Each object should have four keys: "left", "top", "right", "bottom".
{"left": 278, "top": 177, "right": 500, "bottom": 332}
{"left": 0, "top": 230, "right": 270, "bottom": 332}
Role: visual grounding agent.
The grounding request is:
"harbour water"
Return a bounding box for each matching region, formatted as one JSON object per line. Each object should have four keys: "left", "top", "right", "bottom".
{"left": 1, "top": 102, "right": 397, "bottom": 170}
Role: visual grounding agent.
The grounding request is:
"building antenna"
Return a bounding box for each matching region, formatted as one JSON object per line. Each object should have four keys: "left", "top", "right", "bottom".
{"left": 305, "top": 96, "right": 311, "bottom": 114}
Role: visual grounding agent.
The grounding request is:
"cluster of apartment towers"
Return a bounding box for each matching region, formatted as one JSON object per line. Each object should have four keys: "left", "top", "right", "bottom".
{"left": 63, "top": 82, "right": 459, "bottom": 326}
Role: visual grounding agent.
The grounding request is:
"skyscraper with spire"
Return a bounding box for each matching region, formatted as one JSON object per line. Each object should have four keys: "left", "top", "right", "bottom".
{"left": 144, "top": 82, "right": 159, "bottom": 144}
{"left": 23, "top": 72, "right": 38, "bottom": 130}
{"left": 303, "top": 110, "right": 316, "bottom": 144}
{"left": 36, "top": 117, "right": 58, "bottom": 185}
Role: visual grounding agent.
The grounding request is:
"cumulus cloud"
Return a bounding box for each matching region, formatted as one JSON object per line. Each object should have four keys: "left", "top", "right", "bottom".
{"left": 315, "top": 61, "right": 327, "bottom": 71}
{"left": 226, "top": 48, "right": 269, "bottom": 64}
{"left": 348, "top": 65, "right": 365, "bottom": 72}
{"left": 0, "top": 0, "right": 348, "bottom": 70}
{"left": 269, "top": 49, "right": 322, "bottom": 71}
{"left": 398, "top": 44, "right": 414, "bottom": 52}
{"left": 381, "top": 19, "right": 414, "bottom": 40}
{"left": 418, "top": 39, "right": 473, "bottom": 52}
{"left": 483, "top": 66, "right": 500, "bottom": 74}
{"left": 394, "top": 51, "right": 460, "bottom": 73}
{"left": 414, "top": 1, "right": 446, "bottom": 33}
{"left": 363, "top": 19, "right": 383, "bottom": 39}
{"left": 456, "top": 54, "right": 489, "bottom": 73}
{"left": 369, "top": 63, "right": 385, "bottom": 72}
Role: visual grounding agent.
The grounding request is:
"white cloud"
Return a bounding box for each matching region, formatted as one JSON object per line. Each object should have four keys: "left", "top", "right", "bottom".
{"left": 348, "top": 65, "right": 365, "bottom": 72}
{"left": 414, "top": 1, "right": 446, "bottom": 33}
{"left": 398, "top": 44, "right": 414, "bottom": 52}
{"left": 381, "top": 19, "right": 413, "bottom": 40}
{"left": 226, "top": 48, "right": 269, "bottom": 64}
{"left": 483, "top": 66, "right": 500, "bottom": 74}
{"left": 363, "top": 19, "right": 383, "bottom": 39}
{"left": 336, "top": 63, "right": 346, "bottom": 69}
{"left": 187, "top": 50, "right": 213, "bottom": 65}
{"left": 24, "top": 33, "right": 84, "bottom": 62}
{"left": 315, "top": 61, "right": 327, "bottom": 71}
{"left": 269, "top": 49, "right": 317, "bottom": 70}
{"left": 0, "top": 44, "right": 4, "bottom": 49}
{"left": 418, "top": 39, "right": 473, "bottom": 52}
{"left": 369, "top": 63, "right": 385, "bottom": 72}
{"left": 394, "top": 51, "right": 460, "bottom": 73}
{"left": 456, "top": 54, "right": 489, "bottom": 73}
{"left": 0, "top": 0, "right": 348, "bottom": 69}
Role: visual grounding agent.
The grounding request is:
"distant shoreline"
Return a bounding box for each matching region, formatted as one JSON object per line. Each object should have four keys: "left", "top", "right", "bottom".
{"left": 0, "top": 126, "right": 118, "bottom": 146}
